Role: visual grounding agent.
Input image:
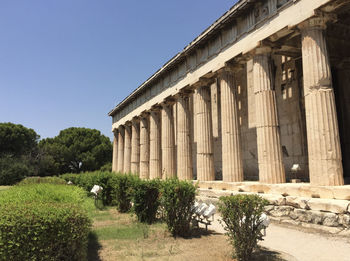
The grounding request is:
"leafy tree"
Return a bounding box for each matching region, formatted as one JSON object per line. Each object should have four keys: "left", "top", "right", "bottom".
{"left": 0, "top": 123, "right": 39, "bottom": 184}
{"left": 0, "top": 122, "right": 39, "bottom": 157}
{"left": 39, "top": 127, "right": 112, "bottom": 174}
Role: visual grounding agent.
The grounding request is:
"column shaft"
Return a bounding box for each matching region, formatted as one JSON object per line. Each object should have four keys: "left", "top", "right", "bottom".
{"left": 112, "top": 130, "right": 118, "bottom": 172}
{"left": 123, "top": 125, "right": 131, "bottom": 173}
{"left": 139, "top": 116, "right": 149, "bottom": 179}
{"left": 149, "top": 111, "right": 162, "bottom": 179}
{"left": 177, "top": 95, "right": 193, "bottom": 180}
{"left": 253, "top": 51, "right": 285, "bottom": 183}
{"left": 117, "top": 126, "right": 125, "bottom": 173}
{"left": 220, "top": 71, "right": 244, "bottom": 182}
{"left": 161, "top": 104, "right": 176, "bottom": 178}
{"left": 195, "top": 86, "right": 215, "bottom": 181}
{"left": 131, "top": 120, "right": 140, "bottom": 174}
{"left": 300, "top": 19, "right": 344, "bottom": 186}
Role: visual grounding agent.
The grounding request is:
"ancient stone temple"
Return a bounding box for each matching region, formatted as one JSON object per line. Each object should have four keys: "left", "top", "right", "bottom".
{"left": 109, "top": 0, "right": 350, "bottom": 230}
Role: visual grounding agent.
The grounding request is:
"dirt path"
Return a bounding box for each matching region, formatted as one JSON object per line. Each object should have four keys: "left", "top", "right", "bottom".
{"left": 209, "top": 216, "right": 350, "bottom": 261}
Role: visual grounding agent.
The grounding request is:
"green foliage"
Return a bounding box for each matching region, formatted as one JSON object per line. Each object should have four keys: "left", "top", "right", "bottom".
{"left": 133, "top": 179, "right": 161, "bottom": 224}
{"left": 100, "top": 162, "right": 112, "bottom": 172}
{"left": 18, "top": 176, "right": 67, "bottom": 185}
{"left": 0, "top": 122, "right": 39, "bottom": 157}
{"left": 0, "top": 184, "right": 93, "bottom": 261}
{"left": 218, "top": 195, "right": 269, "bottom": 261}
{"left": 160, "top": 179, "right": 196, "bottom": 237}
{"left": 108, "top": 174, "right": 139, "bottom": 212}
{"left": 61, "top": 171, "right": 117, "bottom": 206}
{"left": 39, "top": 127, "right": 112, "bottom": 175}
{"left": 0, "top": 155, "right": 31, "bottom": 185}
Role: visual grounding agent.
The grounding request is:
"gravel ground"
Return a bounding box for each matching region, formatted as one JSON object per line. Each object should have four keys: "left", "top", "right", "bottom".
{"left": 207, "top": 215, "right": 350, "bottom": 261}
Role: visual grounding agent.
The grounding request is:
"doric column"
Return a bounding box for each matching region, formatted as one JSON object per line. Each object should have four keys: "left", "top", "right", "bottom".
{"left": 112, "top": 129, "right": 118, "bottom": 173}
{"left": 117, "top": 125, "right": 125, "bottom": 173}
{"left": 131, "top": 118, "right": 140, "bottom": 174}
{"left": 176, "top": 93, "right": 193, "bottom": 180}
{"left": 123, "top": 123, "right": 132, "bottom": 173}
{"left": 219, "top": 70, "right": 244, "bottom": 182}
{"left": 149, "top": 109, "right": 162, "bottom": 179}
{"left": 299, "top": 17, "right": 344, "bottom": 186}
{"left": 161, "top": 102, "right": 176, "bottom": 178}
{"left": 253, "top": 47, "right": 285, "bottom": 183}
{"left": 194, "top": 85, "right": 215, "bottom": 181}
{"left": 139, "top": 114, "right": 150, "bottom": 179}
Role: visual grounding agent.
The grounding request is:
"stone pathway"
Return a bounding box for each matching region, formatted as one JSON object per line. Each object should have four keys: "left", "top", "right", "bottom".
{"left": 207, "top": 216, "right": 350, "bottom": 261}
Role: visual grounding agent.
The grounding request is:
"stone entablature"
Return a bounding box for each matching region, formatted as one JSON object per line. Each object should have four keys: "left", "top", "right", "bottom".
{"left": 109, "top": 0, "right": 335, "bottom": 127}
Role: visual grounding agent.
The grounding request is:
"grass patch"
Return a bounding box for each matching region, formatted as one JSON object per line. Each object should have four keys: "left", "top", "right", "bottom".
{"left": 93, "top": 225, "right": 145, "bottom": 240}
{"left": 0, "top": 186, "right": 10, "bottom": 191}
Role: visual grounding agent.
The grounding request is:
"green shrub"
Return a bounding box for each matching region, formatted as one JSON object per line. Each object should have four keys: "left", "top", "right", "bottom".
{"left": 218, "top": 194, "right": 269, "bottom": 261}
{"left": 0, "top": 184, "right": 93, "bottom": 261}
{"left": 18, "top": 176, "right": 66, "bottom": 185}
{"left": 160, "top": 179, "right": 196, "bottom": 237}
{"left": 133, "top": 179, "right": 160, "bottom": 224}
{"left": 60, "top": 171, "right": 139, "bottom": 210}
{"left": 100, "top": 162, "right": 112, "bottom": 172}
{"left": 108, "top": 174, "right": 139, "bottom": 212}
{"left": 61, "top": 171, "right": 119, "bottom": 206}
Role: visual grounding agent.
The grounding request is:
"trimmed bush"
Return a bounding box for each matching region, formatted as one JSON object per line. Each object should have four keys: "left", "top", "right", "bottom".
{"left": 218, "top": 194, "right": 269, "bottom": 261}
{"left": 61, "top": 171, "right": 115, "bottom": 205}
{"left": 109, "top": 174, "right": 139, "bottom": 212}
{"left": 133, "top": 179, "right": 161, "bottom": 224}
{"left": 18, "top": 176, "right": 66, "bottom": 185}
{"left": 0, "top": 184, "right": 93, "bottom": 261}
{"left": 160, "top": 179, "right": 196, "bottom": 237}
{"left": 60, "top": 172, "right": 140, "bottom": 210}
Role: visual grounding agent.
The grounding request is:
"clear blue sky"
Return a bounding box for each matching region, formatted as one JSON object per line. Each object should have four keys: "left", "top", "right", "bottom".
{"left": 0, "top": 0, "right": 236, "bottom": 141}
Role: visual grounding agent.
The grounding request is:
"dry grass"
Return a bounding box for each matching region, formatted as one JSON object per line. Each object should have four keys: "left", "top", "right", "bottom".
{"left": 88, "top": 208, "right": 288, "bottom": 261}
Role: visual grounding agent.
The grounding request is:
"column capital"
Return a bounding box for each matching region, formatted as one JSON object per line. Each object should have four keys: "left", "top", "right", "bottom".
{"left": 174, "top": 89, "right": 193, "bottom": 99}
{"left": 298, "top": 13, "right": 336, "bottom": 31}
{"left": 150, "top": 104, "right": 162, "bottom": 113}
{"left": 131, "top": 116, "right": 140, "bottom": 124}
{"left": 118, "top": 125, "right": 125, "bottom": 131}
{"left": 125, "top": 121, "right": 132, "bottom": 127}
{"left": 191, "top": 77, "right": 215, "bottom": 89}
{"left": 217, "top": 63, "right": 244, "bottom": 77}
{"left": 112, "top": 128, "right": 118, "bottom": 134}
{"left": 161, "top": 97, "right": 176, "bottom": 107}
{"left": 140, "top": 111, "right": 150, "bottom": 119}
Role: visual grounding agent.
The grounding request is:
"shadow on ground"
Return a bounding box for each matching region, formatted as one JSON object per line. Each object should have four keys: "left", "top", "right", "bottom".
{"left": 87, "top": 232, "right": 102, "bottom": 261}
{"left": 251, "top": 246, "right": 297, "bottom": 261}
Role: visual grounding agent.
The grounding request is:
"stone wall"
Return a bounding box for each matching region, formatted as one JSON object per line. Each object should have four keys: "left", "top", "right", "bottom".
{"left": 198, "top": 188, "right": 350, "bottom": 232}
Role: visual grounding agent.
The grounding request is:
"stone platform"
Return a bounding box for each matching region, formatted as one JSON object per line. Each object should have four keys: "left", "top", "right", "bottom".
{"left": 196, "top": 181, "right": 350, "bottom": 231}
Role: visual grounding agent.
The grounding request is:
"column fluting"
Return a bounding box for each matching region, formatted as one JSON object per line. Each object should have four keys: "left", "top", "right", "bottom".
{"left": 161, "top": 103, "right": 176, "bottom": 178}
{"left": 253, "top": 48, "right": 285, "bottom": 183}
{"left": 123, "top": 124, "right": 132, "bottom": 173}
{"left": 300, "top": 18, "right": 344, "bottom": 186}
{"left": 220, "top": 70, "right": 244, "bottom": 182}
{"left": 176, "top": 94, "right": 193, "bottom": 180}
{"left": 131, "top": 118, "right": 140, "bottom": 174}
{"left": 195, "top": 86, "right": 215, "bottom": 181}
{"left": 139, "top": 115, "right": 150, "bottom": 179}
{"left": 117, "top": 126, "right": 125, "bottom": 173}
{"left": 112, "top": 129, "right": 118, "bottom": 173}
{"left": 149, "top": 110, "right": 162, "bottom": 179}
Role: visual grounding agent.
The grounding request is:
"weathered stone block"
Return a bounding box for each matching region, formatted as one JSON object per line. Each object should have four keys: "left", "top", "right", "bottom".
{"left": 338, "top": 214, "right": 350, "bottom": 228}
{"left": 261, "top": 194, "right": 286, "bottom": 206}
{"left": 285, "top": 196, "right": 310, "bottom": 209}
{"left": 269, "top": 206, "right": 294, "bottom": 217}
{"left": 322, "top": 213, "right": 339, "bottom": 227}
{"left": 307, "top": 198, "right": 349, "bottom": 214}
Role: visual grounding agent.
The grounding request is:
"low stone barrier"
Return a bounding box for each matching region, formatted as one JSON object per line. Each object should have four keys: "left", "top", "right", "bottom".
{"left": 197, "top": 188, "right": 350, "bottom": 233}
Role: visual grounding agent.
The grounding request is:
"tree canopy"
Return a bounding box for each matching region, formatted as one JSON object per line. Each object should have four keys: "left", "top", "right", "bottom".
{"left": 39, "top": 127, "right": 112, "bottom": 174}
{"left": 0, "top": 122, "right": 39, "bottom": 157}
